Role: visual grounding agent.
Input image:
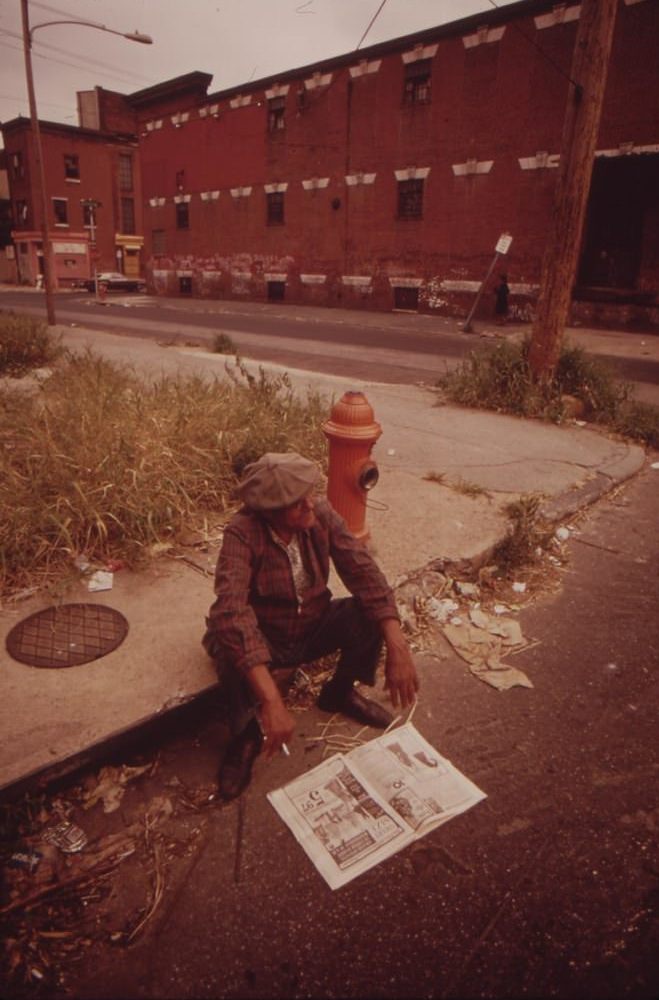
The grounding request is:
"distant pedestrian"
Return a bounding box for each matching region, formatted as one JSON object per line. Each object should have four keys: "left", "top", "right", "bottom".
{"left": 494, "top": 273, "right": 510, "bottom": 325}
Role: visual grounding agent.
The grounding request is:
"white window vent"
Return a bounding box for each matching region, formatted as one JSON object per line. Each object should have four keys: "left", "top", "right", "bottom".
{"left": 349, "top": 59, "right": 381, "bottom": 78}
{"left": 452, "top": 159, "right": 494, "bottom": 176}
{"left": 302, "top": 177, "right": 330, "bottom": 190}
{"left": 463, "top": 25, "right": 506, "bottom": 48}
{"left": 394, "top": 166, "right": 430, "bottom": 181}
{"left": 534, "top": 4, "right": 581, "bottom": 29}
{"left": 345, "top": 172, "right": 377, "bottom": 186}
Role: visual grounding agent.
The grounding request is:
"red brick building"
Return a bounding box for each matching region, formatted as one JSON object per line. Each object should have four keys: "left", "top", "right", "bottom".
{"left": 1, "top": 88, "right": 143, "bottom": 288}
{"left": 128, "top": 0, "right": 659, "bottom": 325}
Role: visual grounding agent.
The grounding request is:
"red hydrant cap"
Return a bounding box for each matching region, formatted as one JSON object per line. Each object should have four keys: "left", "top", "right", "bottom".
{"left": 322, "top": 390, "right": 382, "bottom": 442}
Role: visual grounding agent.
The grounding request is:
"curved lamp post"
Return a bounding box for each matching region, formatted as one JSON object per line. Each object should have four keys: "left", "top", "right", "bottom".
{"left": 20, "top": 0, "right": 152, "bottom": 325}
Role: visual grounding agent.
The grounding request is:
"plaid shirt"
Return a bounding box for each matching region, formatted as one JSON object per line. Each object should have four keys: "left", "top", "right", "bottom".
{"left": 205, "top": 498, "right": 398, "bottom": 675}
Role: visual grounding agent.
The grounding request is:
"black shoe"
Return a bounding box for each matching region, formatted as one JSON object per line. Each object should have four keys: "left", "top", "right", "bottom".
{"left": 317, "top": 685, "right": 393, "bottom": 729}
{"left": 218, "top": 721, "right": 262, "bottom": 801}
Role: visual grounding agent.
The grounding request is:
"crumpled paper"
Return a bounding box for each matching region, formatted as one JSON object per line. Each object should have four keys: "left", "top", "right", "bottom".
{"left": 442, "top": 609, "right": 533, "bottom": 691}
{"left": 82, "top": 764, "right": 151, "bottom": 813}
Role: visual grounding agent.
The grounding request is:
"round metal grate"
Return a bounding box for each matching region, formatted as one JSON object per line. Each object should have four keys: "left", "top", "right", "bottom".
{"left": 5, "top": 603, "right": 129, "bottom": 669}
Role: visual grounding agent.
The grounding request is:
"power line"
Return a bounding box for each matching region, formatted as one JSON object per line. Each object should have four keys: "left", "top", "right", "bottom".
{"left": 0, "top": 38, "right": 153, "bottom": 89}
{"left": 0, "top": 28, "right": 152, "bottom": 84}
{"left": 356, "top": 0, "right": 389, "bottom": 51}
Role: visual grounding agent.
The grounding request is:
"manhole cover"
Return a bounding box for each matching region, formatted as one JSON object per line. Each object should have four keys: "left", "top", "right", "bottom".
{"left": 5, "top": 603, "right": 129, "bottom": 668}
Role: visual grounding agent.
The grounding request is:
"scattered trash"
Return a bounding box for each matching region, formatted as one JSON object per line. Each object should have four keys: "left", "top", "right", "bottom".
{"left": 387, "top": 448, "right": 396, "bottom": 456}
{"left": 73, "top": 554, "right": 91, "bottom": 573}
{"left": 455, "top": 581, "right": 479, "bottom": 598}
{"left": 87, "top": 570, "right": 113, "bottom": 592}
{"left": 605, "top": 662, "right": 619, "bottom": 673}
{"left": 651, "top": 462, "right": 659, "bottom": 470}
{"left": 574, "top": 420, "right": 587, "bottom": 427}
{"left": 449, "top": 616, "right": 463, "bottom": 626}
{"left": 512, "top": 581, "right": 527, "bottom": 593}
{"left": 555, "top": 526, "right": 570, "bottom": 542}
{"left": 42, "top": 819, "right": 88, "bottom": 853}
{"left": 83, "top": 764, "right": 151, "bottom": 813}
{"left": 442, "top": 609, "right": 534, "bottom": 691}
{"left": 427, "top": 597, "right": 459, "bottom": 622}
{"left": 8, "top": 849, "right": 43, "bottom": 873}
{"left": 493, "top": 604, "right": 509, "bottom": 615}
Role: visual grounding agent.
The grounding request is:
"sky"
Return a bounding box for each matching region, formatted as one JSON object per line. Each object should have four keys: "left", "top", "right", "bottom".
{"left": 0, "top": 0, "right": 520, "bottom": 133}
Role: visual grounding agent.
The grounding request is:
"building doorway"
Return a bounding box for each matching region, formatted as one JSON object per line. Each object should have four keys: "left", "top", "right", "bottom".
{"left": 578, "top": 154, "right": 659, "bottom": 291}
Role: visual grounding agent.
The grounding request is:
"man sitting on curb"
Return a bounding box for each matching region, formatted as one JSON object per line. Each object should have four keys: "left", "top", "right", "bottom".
{"left": 203, "top": 451, "right": 419, "bottom": 801}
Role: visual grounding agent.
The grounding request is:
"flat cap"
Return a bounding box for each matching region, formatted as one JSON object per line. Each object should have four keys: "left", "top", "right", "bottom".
{"left": 237, "top": 452, "right": 320, "bottom": 511}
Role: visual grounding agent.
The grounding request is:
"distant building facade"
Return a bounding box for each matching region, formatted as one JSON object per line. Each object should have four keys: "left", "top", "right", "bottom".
{"left": 1, "top": 89, "right": 143, "bottom": 288}
{"left": 1, "top": 0, "right": 658, "bottom": 325}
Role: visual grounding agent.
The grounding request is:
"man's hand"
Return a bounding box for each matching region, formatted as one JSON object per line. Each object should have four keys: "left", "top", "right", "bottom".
{"left": 246, "top": 664, "right": 296, "bottom": 759}
{"left": 259, "top": 698, "right": 296, "bottom": 759}
{"left": 381, "top": 619, "right": 420, "bottom": 709}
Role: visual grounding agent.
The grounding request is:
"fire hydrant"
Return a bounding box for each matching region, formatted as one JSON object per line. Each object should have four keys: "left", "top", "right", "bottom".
{"left": 322, "top": 390, "right": 382, "bottom": 541}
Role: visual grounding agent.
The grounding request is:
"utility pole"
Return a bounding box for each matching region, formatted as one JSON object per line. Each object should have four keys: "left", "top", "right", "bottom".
{"left": 528, "top": 0, "right": 618, "bottom": 380}
{"left": 21, "top": 0, "right": 57, "bottom": 326}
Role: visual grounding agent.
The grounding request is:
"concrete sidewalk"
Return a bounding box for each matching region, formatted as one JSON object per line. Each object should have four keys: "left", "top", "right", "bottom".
{"left": 0, "top": 325, "right": 646, "bottom": 792}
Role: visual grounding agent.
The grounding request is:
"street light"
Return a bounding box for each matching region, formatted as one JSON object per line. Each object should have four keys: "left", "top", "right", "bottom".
{"left": 19, "top": 0, "right": 152, "bottom": 326}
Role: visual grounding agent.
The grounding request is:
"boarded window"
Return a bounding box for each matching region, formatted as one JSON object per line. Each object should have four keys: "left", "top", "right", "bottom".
{"left": 152, "top": 229, "right": 166, "bottom": 254}
{"left": 397, "top": 179, "right": 424, "bottom": 219}
{"left": 176, "top": 202, "right": 189, "bottom": 229}
{"left": 267, "top": 191, "right": 285, "bottom": 225}
{"left": 403, "top": 59, "right": 432, "bottom": 105}
{"left": 121, "top": 197, "right": 135, "bottom": 234}
{"left": 267, "top": 280, "right": 285, "bottom": 301}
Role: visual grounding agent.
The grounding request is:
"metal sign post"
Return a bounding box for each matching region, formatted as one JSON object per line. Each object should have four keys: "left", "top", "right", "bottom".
{"left": 463, "top": 233, "right": 513, "bottom": 333}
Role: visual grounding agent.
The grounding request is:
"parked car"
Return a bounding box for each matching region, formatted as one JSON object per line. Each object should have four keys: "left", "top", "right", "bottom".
{"left": 83, "top": 272, "right": 146, "bottom": 293}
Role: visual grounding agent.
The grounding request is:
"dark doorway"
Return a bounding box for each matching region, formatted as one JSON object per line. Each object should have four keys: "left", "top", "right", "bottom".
{"left": 578, "top": 154, "right": 659, "bottom": 290}
{"left": 267, "top": 280, "right": 285, "bottom": 301}
{"left": 179, "top": 276, "right": 192, "bottom": 294}
{"left": 393, "top": 285, "right": 419, "bottom": 311}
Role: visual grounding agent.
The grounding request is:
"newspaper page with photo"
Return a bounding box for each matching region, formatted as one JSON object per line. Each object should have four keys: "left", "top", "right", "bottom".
{"left": 267, "top": 722, "right": 486, "bottom": 890}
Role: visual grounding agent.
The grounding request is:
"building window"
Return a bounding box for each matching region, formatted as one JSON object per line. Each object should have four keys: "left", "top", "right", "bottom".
{"left": 118, "top": 154, "right": 133, "bottom": 191}
{"left": 266, "top": 191, "right": 285, "bottom": 225}
{"left": 403, "top": 59, "right": 432, "bottom": 105}
{"left": 15, "top": 200, "right": 29, "bottom": 226}
{"left": 52, "top": 197, "right": 69, "bottom": 226}
{"left": 267, "top": 280, "right": 285, "bottom": 301}
{"left": 179, "top": 276, "right": 192, "bottom": 294}
{"left": 152, "top": 229, "right": 166, "bottom": 254}
{"left": 397, "top": 179, "right": 424, "bottom": 219}
{"left": 64, "top": 154, "right": 80, "bottom": 180}
{"left": 10, "top": 152, "right": 24, "bottom": 179}
{"left": 175, "top": 169, "right": 185, "bottom": 192}
{"left": 176, "top": 202, "right": 189, "bottom": 229}
{"left": 267, "top": 96, "right": 286, "bottom": 132}
{"left": 121, "top": 197, "right": 135, "bottom": 234}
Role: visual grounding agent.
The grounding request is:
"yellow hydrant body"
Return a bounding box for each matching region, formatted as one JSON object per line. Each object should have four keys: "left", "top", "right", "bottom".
{"left": 322, "top": 390, "right": 382, "bottom": 541}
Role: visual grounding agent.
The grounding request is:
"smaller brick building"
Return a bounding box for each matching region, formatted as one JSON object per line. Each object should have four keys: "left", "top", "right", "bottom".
{"left": 1, "top": 98, "right": 143, "bottom": 288}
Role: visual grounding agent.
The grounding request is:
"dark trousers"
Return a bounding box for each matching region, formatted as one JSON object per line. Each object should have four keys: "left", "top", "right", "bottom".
{"left": 205, "top": 598, "right": 383, "bottom": 736}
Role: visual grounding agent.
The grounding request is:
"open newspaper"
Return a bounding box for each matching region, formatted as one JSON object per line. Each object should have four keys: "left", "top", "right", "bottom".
{"left": 268, "top": 722, "right": 486, "bottom": 890}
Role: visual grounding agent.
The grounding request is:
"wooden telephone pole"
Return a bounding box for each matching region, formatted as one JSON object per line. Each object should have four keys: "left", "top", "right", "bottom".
{"left": 528, "top": 0, "right": 619, "bottom": 379}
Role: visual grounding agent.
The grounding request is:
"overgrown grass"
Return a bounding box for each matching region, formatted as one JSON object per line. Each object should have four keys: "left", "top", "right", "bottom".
{"left": 493, "top": 493, "right": 551, "bottom": 572}
{"left": 0, "top": 351, "right": 328, "bottom": 596}
{"left": 0, "top": 310, "right": 62, "bottom": 376}
{"left": 438, "top": 338, "right": 659, "bottom": 448}
{"left": 212, "top": 332, "right": 237, "bottom": 354}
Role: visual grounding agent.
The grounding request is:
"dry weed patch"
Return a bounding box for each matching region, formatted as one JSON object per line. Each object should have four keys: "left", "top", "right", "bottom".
{"left": 0, "top": 351, "right": 328, "bottom": 597}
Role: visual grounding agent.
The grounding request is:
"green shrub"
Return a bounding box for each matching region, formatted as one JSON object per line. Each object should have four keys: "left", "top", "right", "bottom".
{"left": 438, "top": 337, "right": 659, "bottom": 447}
{"left": 0, "top": 310, "right": 61, "bottom": 376}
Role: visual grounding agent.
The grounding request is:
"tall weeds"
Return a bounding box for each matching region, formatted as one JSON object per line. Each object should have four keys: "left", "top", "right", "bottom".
{"left": 0, "top": 352, "right": 328, "bottom": 596}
